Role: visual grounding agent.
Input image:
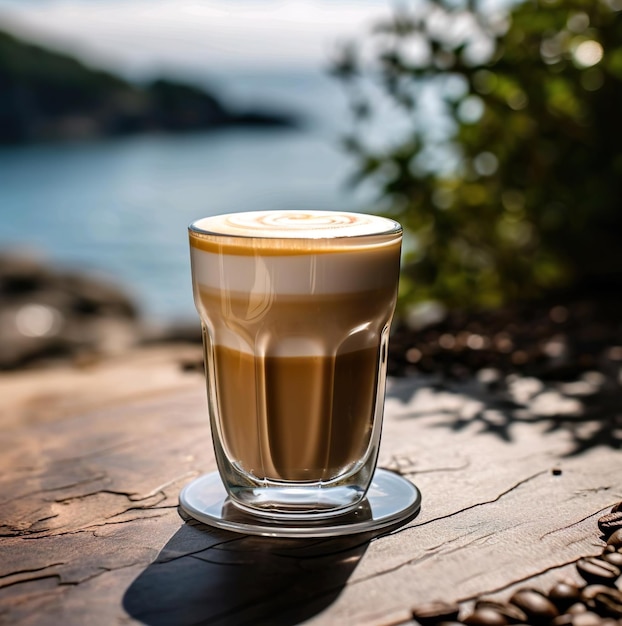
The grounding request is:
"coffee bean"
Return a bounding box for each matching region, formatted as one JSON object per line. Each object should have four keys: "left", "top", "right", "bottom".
{"left": 548, "top": 582, "right": 582, "bottom": 611}
{"left": 552, "top": 614, "right": 602, "bottom": 626}
{"left": 566, "top": 603, "right": 587, "bottom": 615}
{"left": 591, "top": 588, "right": 622, "bottom": 618}
{"left": 571, "top": 612, "right": 605, "bottom": 626}
{"left": 598, "top": 512, "right": 622, "bottom": 537}
{"left": 509, "top": 589, "right": 559, "bottom": 622}
{"left": 581, "top": 585, "right": 622, "bottom": 620}
{"left": 463, "top": 608, "right": 509, "bottom": 625}
{"left": 411, "top": 601, "right": 460, "bottom": 624}
{"left": 474, "top": 600, "right": 527, "bottom": 623}
{"left": 606, "top": 528, "right": 622, "bottom": 548}
{"left": 611, "top": 501, "right": 622, "bottom": 514}
{"left": 581, "top": 585, "right": 616, "bottom": 603}
{"left": 576, "top": 556, "right": 620, "bottom": 585}
{"left": 586, "top": 585, "right": 622, "bottom": 617}
{"left": 601, "top": 550, "right": 622, "bottom": 568}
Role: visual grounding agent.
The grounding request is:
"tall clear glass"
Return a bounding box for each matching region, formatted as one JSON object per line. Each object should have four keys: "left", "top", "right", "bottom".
{"left": 189, "top": 210, "right": 402, "bottom": 519}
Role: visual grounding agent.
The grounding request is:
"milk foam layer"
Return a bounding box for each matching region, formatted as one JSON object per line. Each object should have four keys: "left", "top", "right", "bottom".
{"left": 190, "top": 210, "right": 400, "bottom": 240}
{"left": 190, "top": 248, "right": 399, "bottom": 295}
{"left": 189, "top": 211, "right": 402, "bottom": 296}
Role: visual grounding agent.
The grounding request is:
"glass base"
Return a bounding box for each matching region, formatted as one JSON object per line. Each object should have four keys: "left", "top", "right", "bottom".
{"left": 178, "top": 468, "right": 422, "bottom": 538}
{"left": 226, "top": 475, "right": 368, "bottom": 520}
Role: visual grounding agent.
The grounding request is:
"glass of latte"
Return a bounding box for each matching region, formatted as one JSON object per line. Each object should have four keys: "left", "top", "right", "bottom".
{"left": 187, "top": 210, "right": 402, "bottom": 520}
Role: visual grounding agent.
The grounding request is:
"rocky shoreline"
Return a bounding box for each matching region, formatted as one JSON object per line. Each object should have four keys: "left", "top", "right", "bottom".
{"left": 0, "top": 29, "right": 299, "bottom": 145}
{"left": 0, "top": 251, "right": 200, "bottom": 370}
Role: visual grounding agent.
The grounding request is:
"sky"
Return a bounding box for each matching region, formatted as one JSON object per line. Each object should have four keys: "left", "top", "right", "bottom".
{"left": 0, "top": 0, "right": 393, "bottom": 77}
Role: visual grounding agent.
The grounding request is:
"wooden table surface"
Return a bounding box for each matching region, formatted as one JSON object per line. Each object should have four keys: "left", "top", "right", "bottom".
{"left": 1, "top": 345, "right": 620, "bottom": 626}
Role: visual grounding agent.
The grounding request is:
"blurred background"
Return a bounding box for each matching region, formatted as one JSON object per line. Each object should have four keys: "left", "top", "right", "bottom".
{"left": 0, "top": 0, "right": 392, "bottom": 367}
{"left": 1, "top": 0, "right": 622, "bottom": 381}
{"left": 0, "top": 0, "right": 388, "bottom": 314}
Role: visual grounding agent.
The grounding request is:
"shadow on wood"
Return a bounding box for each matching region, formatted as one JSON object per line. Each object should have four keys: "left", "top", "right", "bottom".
{"left": 386, "top": 373, "right": 622, "bottom": 456}
{"left": 123, "top": 511, "right": 375, "bottom": 625}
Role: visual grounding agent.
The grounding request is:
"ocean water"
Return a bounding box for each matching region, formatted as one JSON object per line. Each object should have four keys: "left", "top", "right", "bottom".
{"left": 0, "top": 70, "right": 377, "bottom": 322}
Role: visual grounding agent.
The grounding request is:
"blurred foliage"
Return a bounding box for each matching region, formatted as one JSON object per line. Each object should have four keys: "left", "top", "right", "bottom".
{"left": 332, "top": 0, "right": 622, "bottom": 309}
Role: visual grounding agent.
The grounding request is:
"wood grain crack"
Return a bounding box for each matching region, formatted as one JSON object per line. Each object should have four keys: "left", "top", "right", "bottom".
{"left": 398, "top": 470, "right": 549, "bottom": 535}
{"left": 0, "top": 475, "right": 108, "bottom": 506}
{"left": 0, "top": 513, "right": 60, "bottom": 537}
{"left": 354, "top": 529, "right": 504, "bottom": 589}
{"left": 0, "top": 574, "right": 63, "bottom": 592}
{"left": 131, "top": 472, "right": 198, "bottom": 500}
{"left": 538, "top": 505, "right": 610, "bottom": 540}
{"left": 57, "top": 562, "right": 146, "bottom": 586}
{"left": 22, "top": 528, "right": 98, "bottom": 539}
{"left": 153, "top": 537, "right": 243, "bottom": 564}
{"left": 457, "top": 556, "right": 585, "bottom": 602}
{"left": 0, "top": 561, "right": 147, "bottom": 593}
{"left": 90, "top": 513, "right": 169, "bottom": 530}
{"left": 53, "top": 489, "right": 141, "bottom": 503}
{"left": 0, "top": 564, "right": 65, "bottom": 587}
{"left": 382, "top": 459, "right": 471, "bottom": 476}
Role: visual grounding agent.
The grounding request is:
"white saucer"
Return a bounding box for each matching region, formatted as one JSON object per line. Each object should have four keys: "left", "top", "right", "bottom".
{"left": 179, "top": 468, "right": 421, "bottom": 538}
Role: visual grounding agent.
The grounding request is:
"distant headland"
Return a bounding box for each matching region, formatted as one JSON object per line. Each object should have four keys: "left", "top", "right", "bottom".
{"left": 0, "top": 29, "right": 300, "bottom": 144}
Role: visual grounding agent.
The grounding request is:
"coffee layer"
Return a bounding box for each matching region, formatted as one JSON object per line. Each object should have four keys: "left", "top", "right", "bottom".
{"left": 197, "top": 286, "right": 397, "bottom": 356}
{"left": 212, "top": 344, "right": 380, "bottom": 481}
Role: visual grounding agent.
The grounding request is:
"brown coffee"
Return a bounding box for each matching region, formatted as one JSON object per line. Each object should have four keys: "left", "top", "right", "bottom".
{"left": 198, "top": 286, "right": 397, "bottom": 481}
{"left": 211, "top": 345, "right": 379, "bottom": 480}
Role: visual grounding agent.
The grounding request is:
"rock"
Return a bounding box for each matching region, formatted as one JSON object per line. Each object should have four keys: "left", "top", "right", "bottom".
{"left": 0, "top": 251, "right": 143, "bottom": 369}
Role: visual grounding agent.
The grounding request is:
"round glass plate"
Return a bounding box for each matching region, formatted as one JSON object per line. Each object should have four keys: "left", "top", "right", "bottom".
{"left": 179, "top": 468, "right": 421, "bottom": 538}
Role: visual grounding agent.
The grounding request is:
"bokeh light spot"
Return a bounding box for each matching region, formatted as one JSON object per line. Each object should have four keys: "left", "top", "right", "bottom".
{"left": 458, "top": 95, "right": 484, "bottom": 123}
{"left": 573, "top": 40, "right": 603, "bottom": 68}
{"left": 473, "top": 152, "right": 498, "bottom": 176}
{"left": 15, "top": 304, "right": 62, "bottom": 338}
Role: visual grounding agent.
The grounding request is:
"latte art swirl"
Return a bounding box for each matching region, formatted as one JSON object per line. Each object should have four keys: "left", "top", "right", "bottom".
{"left": 191, "top": 210, "right": 399, "bottom": 239}
{"left": 235, "top": 211, "right": 360, "bottom": 231}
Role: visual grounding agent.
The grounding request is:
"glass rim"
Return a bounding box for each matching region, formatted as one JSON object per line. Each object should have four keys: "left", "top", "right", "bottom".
{"left": 188, "top": 210, "right": 402, "bottom": 241}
